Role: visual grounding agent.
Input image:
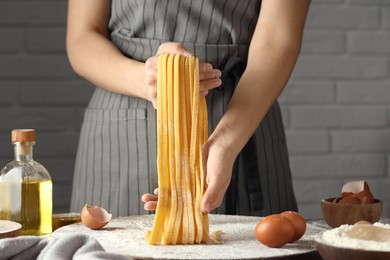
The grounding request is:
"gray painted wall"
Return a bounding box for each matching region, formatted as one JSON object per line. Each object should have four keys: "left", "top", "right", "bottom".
{"left": 0, "top": 0, "right": 389, "bottom": 219}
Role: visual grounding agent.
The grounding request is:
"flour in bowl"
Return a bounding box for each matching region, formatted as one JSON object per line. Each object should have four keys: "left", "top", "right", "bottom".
{"left": 321, "top": 222, "right": 390, "bottom": 251}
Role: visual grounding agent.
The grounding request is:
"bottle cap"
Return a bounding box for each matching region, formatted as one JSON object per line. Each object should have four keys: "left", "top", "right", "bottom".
{"left": 11, "top": 129, "right": 36, "bottom": 142}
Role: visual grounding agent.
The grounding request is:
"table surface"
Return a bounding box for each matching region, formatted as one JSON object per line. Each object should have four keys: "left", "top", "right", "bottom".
{"left": 53, "top": 214, "right": 334, "bottom": 260}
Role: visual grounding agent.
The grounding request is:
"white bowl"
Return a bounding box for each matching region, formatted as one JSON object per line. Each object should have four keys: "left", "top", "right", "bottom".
{"left": 314, "top": 232, "right": 390, "bottom": 260}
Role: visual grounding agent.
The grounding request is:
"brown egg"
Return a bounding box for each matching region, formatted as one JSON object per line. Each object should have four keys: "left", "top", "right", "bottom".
{"left": 254, "top": 214, "right": 294, "bottom": 248}
{"left": 81, "top": 204, "right": 112, "bottom": 230}
{"left": 280, "top": 211, "right": 307, "bottom": 242}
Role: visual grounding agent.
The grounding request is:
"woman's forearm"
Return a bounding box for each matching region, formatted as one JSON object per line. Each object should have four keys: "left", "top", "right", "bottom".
{"left": 209, "top": 42, "right": 300, "bottom": 158}
{"left": 208, "top": 0, "right": 310, "bottom": 158}
{"left": 67, "top": 31, "right": 146, "bottom": 99}
{"left": 66, "top": 0, "right": 146, "bottom": 99}
{"left": 66, "top": 0, "right": 223, "bottom": 104}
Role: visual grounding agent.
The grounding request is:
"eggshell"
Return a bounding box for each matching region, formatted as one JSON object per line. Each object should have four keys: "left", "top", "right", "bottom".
{"left": 340, "top": 180, "right": 374, "bottom": 204}
{"left": 81, "top": 204, "right": 112, "bottom": 230}
{"left": 355, "top": 190, "right": 374, "bottom": 204}
{"left": 338, "top": 196, "right": 361, "bottom": 204}
{"left": 341, "top": 180, "right": 369, "bottom": 196}
{"left": 332, "top": 197, "right": 342, "bottom": 203}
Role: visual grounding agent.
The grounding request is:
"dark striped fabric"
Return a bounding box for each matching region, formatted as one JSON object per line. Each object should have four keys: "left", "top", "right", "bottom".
{"left": 70, "top": 0, "right": 297, "bottom": 217}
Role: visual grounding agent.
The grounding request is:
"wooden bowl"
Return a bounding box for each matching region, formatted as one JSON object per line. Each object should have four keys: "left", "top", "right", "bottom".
{"left": 321, "top": 198, "right": 382, "bottom": 228}
{"left": 314, "top": 233, "right": 390, "bottom": 260}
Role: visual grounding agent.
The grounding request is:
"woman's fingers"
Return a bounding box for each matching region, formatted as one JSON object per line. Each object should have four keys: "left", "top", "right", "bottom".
{"left": 145, "top": 43, "right": 222, "bottom": 109}
{"left": 198, "top": 62, "right": 221, "bottom": 80}
{"left": 144, "top": 56, "right": 158, "bottom": 108}
{"left": 200, "top": 138, "right": 235, "bottom": 214}
{"left": 141, "top": 193, "right": 158, "bottom": 203}
{"left": 199, "top": 69, "right": 221, "bottom": 81}
{"left": 144, "top": 201, "right": 158, "bottom": 211}
{"left": 201, "top": 177, "right": 226, "bottom": 213}
{"left": 199, "top": 61, "right": 222, "bottom": 91}
{"left": 200, "top": 90, "right": 209, "bottom": 97}
{"left": 156, "top": 42, "right": 192, "bottom": 56}
{"left": 200, "top": 77, "right": 222, "bottom": 91}
{"left": 147, "top": 43, "right": 192, "bottom": 108}
{"left": 142, "top": 190, "right": 159, "bottom": 211}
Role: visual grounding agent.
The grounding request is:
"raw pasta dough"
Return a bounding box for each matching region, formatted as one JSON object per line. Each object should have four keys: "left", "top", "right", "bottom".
{"left": 146, "top": 54, "right": 210, "bottom": 245}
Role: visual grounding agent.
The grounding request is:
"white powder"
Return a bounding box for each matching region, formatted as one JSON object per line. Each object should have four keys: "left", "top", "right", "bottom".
{"left": 321, "top": 223, "right": 390, "bottom": 251}
{"left": 53, "top": 214, "right": 326, "bottom": 259}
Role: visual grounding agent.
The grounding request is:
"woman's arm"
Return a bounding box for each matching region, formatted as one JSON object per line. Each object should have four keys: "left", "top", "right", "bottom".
{"left": 67, "top": 0, "right": 221, "bottom": 105}
{"left": 201, "top": 0, "right": 311, "bottom": 213}
{"left": 67, "top": 0, "right": 147, "bottom": 99}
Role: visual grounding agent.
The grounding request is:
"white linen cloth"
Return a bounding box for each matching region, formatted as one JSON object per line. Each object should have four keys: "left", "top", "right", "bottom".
{"left": 0, "top": 233, "right": 131, "bottom": 260}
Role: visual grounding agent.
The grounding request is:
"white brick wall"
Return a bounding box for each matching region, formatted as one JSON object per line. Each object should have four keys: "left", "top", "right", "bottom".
{"left": 0, "top": 0, "right": 389, "bottom": 219}
{"left": 281, "top": 0, "right": 390, "bottom": 219}
{"left": 0, "top": 0, "right": 92, "bottom": 214}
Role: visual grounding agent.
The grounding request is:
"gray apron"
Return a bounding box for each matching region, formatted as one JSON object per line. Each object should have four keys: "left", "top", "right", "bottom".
{"left": 70, "top": 0, "right": 297, "bottom": 217}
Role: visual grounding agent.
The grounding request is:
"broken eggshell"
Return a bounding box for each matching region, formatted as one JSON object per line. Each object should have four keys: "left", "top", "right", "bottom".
{"left": 338, "top": 196, "right": 361, "bottom": 204}
{"left": 81, "top": 204, "right": 112, "bottom": 229}
{"left": 341, "top": 180, "right": 374, "bottom": 204}
{"left": 341, "top": 180, "right": 369, "bottom": 196}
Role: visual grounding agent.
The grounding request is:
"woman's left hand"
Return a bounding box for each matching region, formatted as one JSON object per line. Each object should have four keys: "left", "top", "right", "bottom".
{"left": 200, "top": 137, "right": 236, "bottom": 213}
{"left": 141, "top": 138, "right": 236, "bottom": 213}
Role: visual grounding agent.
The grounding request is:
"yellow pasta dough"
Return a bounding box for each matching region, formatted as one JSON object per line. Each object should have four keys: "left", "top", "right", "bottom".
{"left": 146, "top": 54, "right": 210, "bottom": 245}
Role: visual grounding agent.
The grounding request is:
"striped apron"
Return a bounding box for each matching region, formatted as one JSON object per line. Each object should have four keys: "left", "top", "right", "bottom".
{"left": 70, "top": 0, "right": 298, "bottom": 217}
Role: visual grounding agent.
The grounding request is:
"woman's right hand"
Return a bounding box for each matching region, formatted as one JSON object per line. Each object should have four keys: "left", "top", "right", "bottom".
{"left": 144, "top": 42, "right": 222, "bottom": 108}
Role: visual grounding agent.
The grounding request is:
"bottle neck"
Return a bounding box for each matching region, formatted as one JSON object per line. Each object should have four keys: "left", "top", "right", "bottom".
{"left": 13, "top": 142, "right": 34, "bottom": 162}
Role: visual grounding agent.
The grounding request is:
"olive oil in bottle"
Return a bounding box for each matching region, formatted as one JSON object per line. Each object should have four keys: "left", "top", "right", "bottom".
{"left": 0, "top": 129, "right": 52, "bottom": 236}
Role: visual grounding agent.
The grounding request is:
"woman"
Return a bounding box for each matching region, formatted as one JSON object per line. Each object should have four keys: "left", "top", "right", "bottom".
{"left": 67, "top": 0, "right": 310, "bottom": 217}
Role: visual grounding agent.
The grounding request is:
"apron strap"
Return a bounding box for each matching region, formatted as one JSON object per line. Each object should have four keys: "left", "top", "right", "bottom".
{"left": 220, "top": 56, "right": 264, "bottom": 214}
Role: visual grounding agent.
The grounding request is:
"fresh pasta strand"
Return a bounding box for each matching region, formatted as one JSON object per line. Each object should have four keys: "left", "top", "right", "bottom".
{"left": 146, "top": 54, "right": 170, "bottom": 245}
{"left": 146, "top": 54, "right": 215, "bottom": 245}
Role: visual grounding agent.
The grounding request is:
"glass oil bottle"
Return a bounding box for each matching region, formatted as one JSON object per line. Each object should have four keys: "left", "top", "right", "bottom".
{"left": 0, "top": 129, "right": 52, "bottom": 236}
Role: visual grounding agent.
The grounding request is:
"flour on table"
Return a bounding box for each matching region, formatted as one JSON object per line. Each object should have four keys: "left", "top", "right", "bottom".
{"left": 53, "top": 214, "right": 325, "bottom": 259}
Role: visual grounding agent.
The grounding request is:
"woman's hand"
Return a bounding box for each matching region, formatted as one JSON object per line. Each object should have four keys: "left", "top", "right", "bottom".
{"left": 141, "top": 137, "right": 236, "bottom": 213}
{"left": 144, "top": 42, "right": 222, "bottom": 108}
{"left": 200, "top": 137, "right": 235, "bottom": 213}
{"left": 142, "top": 188, "right": 159, "bottom": 211}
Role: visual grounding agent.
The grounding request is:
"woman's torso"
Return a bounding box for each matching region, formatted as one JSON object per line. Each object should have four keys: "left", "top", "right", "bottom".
{"left": 88, "top": 0, "right": 261, "bottom": 111}
{"left": 108, "top": 0, "right": 260, "bottom": 65}
{"left": 71, "top": 0, "right": 297, "bottom": 216}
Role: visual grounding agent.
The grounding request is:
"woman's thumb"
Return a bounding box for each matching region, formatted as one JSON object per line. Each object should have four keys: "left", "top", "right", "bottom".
{"left": 201, "top": 180, "right": 222, "bottom": 214}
